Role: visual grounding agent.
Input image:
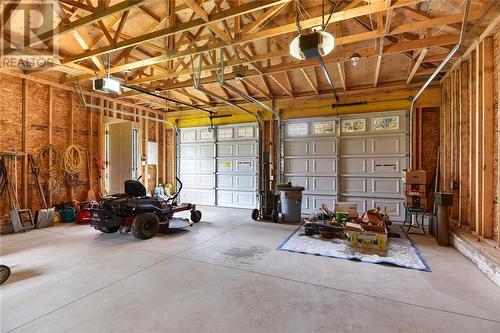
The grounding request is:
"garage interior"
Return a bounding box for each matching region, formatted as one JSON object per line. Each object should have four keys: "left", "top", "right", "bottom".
{"left": 1, "top": 0, "right": 500, "bottom": 332}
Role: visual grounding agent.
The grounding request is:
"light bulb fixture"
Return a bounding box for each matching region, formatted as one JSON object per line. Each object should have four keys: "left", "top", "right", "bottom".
{"left": 234, "top": 74, "right": 243, "bottom": 83}
{"left": 350, "top": 53, "right": 361, "bottom": 66}
{"left": 289, "top": 31, "right": 335, "bottom": 60}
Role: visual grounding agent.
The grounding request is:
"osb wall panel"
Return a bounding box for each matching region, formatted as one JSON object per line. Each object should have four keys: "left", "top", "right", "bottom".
{"left": 71, "top": 93, "right": 90, "bottom": 202}
{"left": 0, "top": 74, "right": 23, "bottom": 224}
{"left": 420, "top": 107, "right": 440, "bottom": 209}
{"left": 165, "top": 128, "right": 175, "bottom": 185}
{"left": 26, "top": 81, "right": 50, "bottom": 212}
{"left": 51, "top": 87, "right": 71, "bottom": 203}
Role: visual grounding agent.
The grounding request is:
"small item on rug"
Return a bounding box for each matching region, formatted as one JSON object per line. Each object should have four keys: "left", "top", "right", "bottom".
{"left": 361, "top": 208, "right": 386, "bottom": 226}
{"left": 303, "top": 222, "right": 344, "bottom": 238}
{"left": 334, "top": 202, "right": 358, "bottom": 218}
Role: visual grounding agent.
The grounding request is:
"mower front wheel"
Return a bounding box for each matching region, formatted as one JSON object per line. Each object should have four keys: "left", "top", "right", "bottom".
{"left": 251, "top": 209, "right": 259, "bottom": 221}
{"left": 131, "top": 213, "right": 159, "bottom": 240}
{"left": 190, "top": 210, "right": 202, "bottom": 223}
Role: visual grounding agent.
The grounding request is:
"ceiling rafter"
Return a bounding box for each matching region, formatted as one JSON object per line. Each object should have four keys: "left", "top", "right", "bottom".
{"left": 60, "top": 0, "right": 291, "bottom": 65}
{"left": 63, "top": 0, "right": 443, "bottom": 83}
{"left": 16, "top": 0, "right": 146, "bottom": 49}
{"left": 154, "top": 33, "right": 459, "bottom": 92}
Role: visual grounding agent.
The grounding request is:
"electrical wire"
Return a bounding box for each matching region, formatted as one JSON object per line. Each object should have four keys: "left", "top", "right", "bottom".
{"left": 35, "top": 145, "right": 62, "bottom": 175}
{"left": 62, "top": 145, "right": 85, "bottom": 178}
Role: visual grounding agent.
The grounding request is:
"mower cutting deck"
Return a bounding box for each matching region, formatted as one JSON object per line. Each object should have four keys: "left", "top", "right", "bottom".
{"left": 90, "top": 177, "right": 201, "bottom": 240}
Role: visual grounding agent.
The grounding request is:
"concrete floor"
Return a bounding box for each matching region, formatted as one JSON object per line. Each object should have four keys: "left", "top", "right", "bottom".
{"left": 1, "top": 206, "right": 499, "bottom": 333}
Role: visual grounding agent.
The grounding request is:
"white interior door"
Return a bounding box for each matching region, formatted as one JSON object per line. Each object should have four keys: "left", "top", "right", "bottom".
{"left": 108, "top": 121, "right": 134, "bottom": 194}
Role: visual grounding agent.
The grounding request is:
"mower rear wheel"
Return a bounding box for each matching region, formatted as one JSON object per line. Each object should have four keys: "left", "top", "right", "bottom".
{"left": 0, "top": 265, "right": 10, "bottom": 285}
{"left": 251, "top": 209, "right": 259, "bottom": 221}
{"left": 131, "top": 213, "right": 159, "bottom": 240}
{"left": 190, "top": 210, "right": 202, "bottom": 223}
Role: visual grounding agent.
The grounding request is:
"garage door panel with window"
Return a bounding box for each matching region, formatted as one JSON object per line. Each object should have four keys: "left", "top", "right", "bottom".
{"left": 215, "top": 123, "right": 258, "bottom": 209}
{"left": 284, "top": 111, "right": 407, "bottom": 221}
{"left": 284, "top": 119, "right": 339, "bottom": 214}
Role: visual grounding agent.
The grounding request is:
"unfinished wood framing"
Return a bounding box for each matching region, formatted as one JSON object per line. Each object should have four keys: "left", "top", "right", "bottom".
{"left": 440, "top": 34, "right": 499, "bottom": 243}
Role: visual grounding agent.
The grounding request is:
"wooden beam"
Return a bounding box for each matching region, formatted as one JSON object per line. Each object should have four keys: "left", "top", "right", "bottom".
{"left": 138, "top": 5, "right": 161, "bottom": 23}
{"left": 469, "top": 50, "right": 477, "bottom": 232}
{"left": 241, "top": 77, "right": 272, "bottom": 100}
{"left": 72, "top": 30, "right": 105, "bottom": 71}
{"left": 336, "top": 63, "right": 347, "bottom": 91}
{"left": 22, "top": 79, "right": 28, "bottom": 208}
{"left": 150, "top": 34, "right": 458, "bottom": 91}
{"left": 407, "top": 47, "right": 428, "bottom": 84}
{"left": 20, "top": 0, "right": 146, "bottom": 48}
{"left": 459, "top": 60, "right": 469, "bottom": 226}
{"left": 240, "top": 2, "right": 289, "bottom": 35}
{"left": 59, "top": 0, "right": 95, "bottom": 12}
{"left": 114, "top": 10, "right": 130, "bottom": 44}
{"left": 61, "top": 0, "right": 290, "bottom": 65}
{"left": 475, "top": 44, "right": 483, "bottom": 235}
{"left": 481, "top": 37, "right": 494, "bottom": 238}
{"left": 300, "top": 68, "right": 318, "bottom": 95}
{"left": 63, "top": 1, "right": 454, "bottom": 83}
{"left": 390, "top": 10, "right": 481, "bottom": 35}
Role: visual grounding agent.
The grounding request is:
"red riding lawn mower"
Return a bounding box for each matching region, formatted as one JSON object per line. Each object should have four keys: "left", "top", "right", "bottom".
{"left": 89, "top": 177, "right": 201, "bottom": 240}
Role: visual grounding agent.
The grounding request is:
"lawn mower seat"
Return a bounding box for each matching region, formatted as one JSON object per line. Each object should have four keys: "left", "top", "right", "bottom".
{"left": 124, "top": 180, "right": 147, "bottom": 197}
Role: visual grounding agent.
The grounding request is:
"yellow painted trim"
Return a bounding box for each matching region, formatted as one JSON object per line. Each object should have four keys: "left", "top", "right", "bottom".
{"left": 165, "top": 87, "right": 440, "bottom": 128}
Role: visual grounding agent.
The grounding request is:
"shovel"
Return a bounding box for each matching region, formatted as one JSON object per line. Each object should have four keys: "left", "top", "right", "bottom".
{"left": 29, "top": 155, "right": 55, "bottom": 228}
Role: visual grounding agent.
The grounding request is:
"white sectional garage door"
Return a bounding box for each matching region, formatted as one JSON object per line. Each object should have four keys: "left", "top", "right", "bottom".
{"left": 178, "top": 127, "right": 216, "bottom": 205}
{"left": 216, "top": 123, "right": 258, "bottom": 209}
{"left": 284, "top": 111, "right": 408, "bottom": 221}
{"left": 178, "top": 123, "right": 258, "bottom": 209}
{"left": 284, "top": 119, "right": 339, "bottom": 213}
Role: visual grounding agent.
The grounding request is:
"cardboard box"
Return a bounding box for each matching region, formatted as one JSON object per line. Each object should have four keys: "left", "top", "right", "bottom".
{"left": 402, "top": 170, "right": 426, "bottom": 184}
{"left": 405, "top": 195, "right": 427, "bottom": 209}
{"left": 404, "top": 184, "right": 426, "bottom": 194}
{"left": 334, "top": 202, "right": 358, "bottom": 218}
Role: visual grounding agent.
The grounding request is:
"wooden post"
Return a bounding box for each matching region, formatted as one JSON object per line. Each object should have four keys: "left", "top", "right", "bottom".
{"left": 68, "top": 91, "right": 74, "bottom": 201}
{"left": 459, "top": 61, "right": 469, "bottom": 226}
{"left": 470, "top": 50, "right": 477, "bottom": 232}
{"left": 475, "top": 43, "right": 483, "bottom": 235}
{"left": 481, "top": 37, "right": 494, "bottom": 238}
{"left": 48, "top": 86, "right": 53, "bottom": 206}
{"left": 144, "top": 110, "right": 148, "bottom": 186}
{"left": 98, "top": 97, "right": 104, "bottom": 196}
{"left": 88, "top": 95, "right": 92, "bottom": 187}
{"left": 22, "top": 79, "right": 28, "bottom": 209}
{"left": 162, "top": 116, "right": 166, "bottom": 185}
{"left": 155, "top": 113, "right": 159, "bottom": 185}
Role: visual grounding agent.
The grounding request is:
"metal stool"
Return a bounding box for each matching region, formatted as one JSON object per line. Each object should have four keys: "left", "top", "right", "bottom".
{"left": 403, "top": 204, "right": 426, "bottom": 235}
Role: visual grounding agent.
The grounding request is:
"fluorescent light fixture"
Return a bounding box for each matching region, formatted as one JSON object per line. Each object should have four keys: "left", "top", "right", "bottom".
{"left": 93, "top": 77, "right": 121, "bottom": 94}
{"left": 289, "top": 31, "right": 335, "bottom": 60}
